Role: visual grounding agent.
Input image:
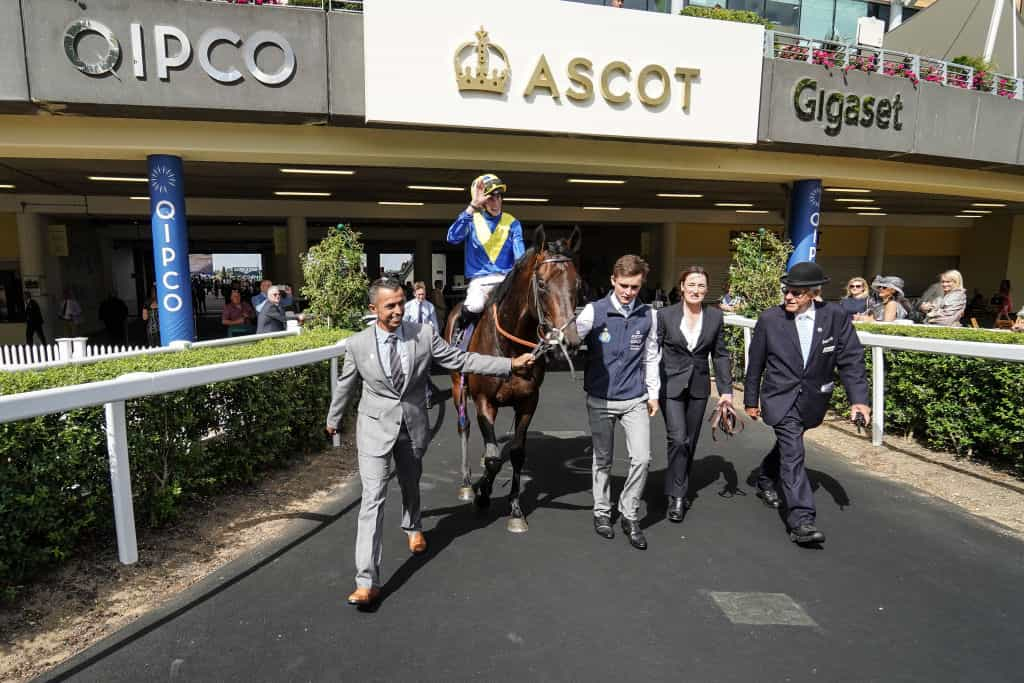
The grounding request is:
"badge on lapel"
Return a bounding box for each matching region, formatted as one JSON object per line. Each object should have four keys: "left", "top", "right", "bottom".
{"left": 598, "top": 327, "right": 611, "bottom": 344}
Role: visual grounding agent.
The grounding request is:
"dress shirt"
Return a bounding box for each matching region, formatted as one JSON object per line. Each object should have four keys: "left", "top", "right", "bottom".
{"left": 679, "top": 309, "right": 703, "bottom": 351}
{"left": 374, "top": 324, "right": 410, "bottom": 384}
{"left": 403, "top": 299, "right": 440, "bottom": 329}
{"left": 576, "top": 294, "right": 661, "bottom": 399}
{"left": 795, "top": 306, "right": 816, "bottom": 367}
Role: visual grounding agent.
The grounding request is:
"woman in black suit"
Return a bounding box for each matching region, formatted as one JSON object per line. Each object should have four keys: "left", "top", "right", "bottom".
{"left": 657, "top": 266, "right": 734, "bottom": 522}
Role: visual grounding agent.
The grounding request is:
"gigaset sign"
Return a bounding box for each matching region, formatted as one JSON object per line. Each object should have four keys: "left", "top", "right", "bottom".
{"left": 63, "top": 19, "right": 296, "bottom": 85}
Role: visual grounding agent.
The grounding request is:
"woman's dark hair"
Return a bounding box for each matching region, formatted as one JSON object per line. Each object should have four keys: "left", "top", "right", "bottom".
{"left": 677, "top": 265, "right": 708, "bottom": 288}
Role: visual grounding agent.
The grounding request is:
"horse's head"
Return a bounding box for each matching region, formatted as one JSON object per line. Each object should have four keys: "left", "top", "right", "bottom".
{"left": 531, "top": 225, "right": 582, "bottom": 350}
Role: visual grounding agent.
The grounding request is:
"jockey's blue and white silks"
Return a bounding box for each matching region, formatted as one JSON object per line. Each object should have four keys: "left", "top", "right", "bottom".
{"left": 446, "top": 210, "right": 526, "bottom": 279}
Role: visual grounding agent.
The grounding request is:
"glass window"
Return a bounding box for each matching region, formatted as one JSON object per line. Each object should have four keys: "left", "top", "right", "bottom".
{"left": 833, "top": 0, "right": 868, "bottom": 42}
{"left": 799, "top": 0, "right": 834, "bottom": 40}
{"left": 728, "top": 0, "right": 766, "bottom": 12}
{"left": 765, "top": 0, "right": 801, "bottom": 34}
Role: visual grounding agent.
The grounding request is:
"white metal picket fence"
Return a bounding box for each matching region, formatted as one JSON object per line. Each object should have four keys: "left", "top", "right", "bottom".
{"left": 1, "top": 324, "right": 302, "bottom": 371}
{"left": 723, "top": 314, "right": 1024, "bottom": 447}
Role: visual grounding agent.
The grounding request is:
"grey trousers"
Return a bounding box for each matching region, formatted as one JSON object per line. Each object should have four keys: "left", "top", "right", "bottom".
{"left": 587, "top": 395, "right": 651, "bottom": 521}
{"left": 355, "top": 423, "right": 423, "bottom": 589}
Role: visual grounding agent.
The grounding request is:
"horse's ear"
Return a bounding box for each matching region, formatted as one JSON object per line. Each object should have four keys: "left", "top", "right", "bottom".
{"left": 568, "top": 225, "right": 582, "bottom": 254}
{"left": 533, "top": 224, "right": 546, "bottom": 252}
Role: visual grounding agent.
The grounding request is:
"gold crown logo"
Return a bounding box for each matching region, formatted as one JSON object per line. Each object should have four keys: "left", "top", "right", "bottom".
{"left": 454, "top": 26, "right": 510, "bottom": 95}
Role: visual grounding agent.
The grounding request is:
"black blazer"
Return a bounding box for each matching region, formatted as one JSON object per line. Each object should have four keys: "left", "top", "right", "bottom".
{"left": 744, "top": 301, "right": 869, "bottom": 428}
{"left": 657, "top": 305, "right": 733, "bottom": 400}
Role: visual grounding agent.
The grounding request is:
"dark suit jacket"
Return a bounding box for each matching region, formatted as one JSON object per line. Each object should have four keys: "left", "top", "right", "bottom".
{"left": 744, "top": 301, "right": 868, "bottom": 428}
{"left": 657, "top": 305, "right": 733, "bottom": 400}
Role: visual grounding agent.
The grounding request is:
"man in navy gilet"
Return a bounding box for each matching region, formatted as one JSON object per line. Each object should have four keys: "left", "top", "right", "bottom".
{"left": 744, "top": 261, "right": 870, "bottom": 545}
{"left": 576, "top": 255, "right": 661, "bottom": 550}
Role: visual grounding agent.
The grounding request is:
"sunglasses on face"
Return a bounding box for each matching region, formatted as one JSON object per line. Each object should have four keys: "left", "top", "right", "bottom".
{"left": 849, "top": 284, "right": 864, "bottom": 289}
{"left": 782, "top": 287, "right": 811, "bottom": 297}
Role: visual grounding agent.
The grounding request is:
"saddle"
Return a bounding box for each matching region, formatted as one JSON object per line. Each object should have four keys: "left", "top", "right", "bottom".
{"left": 708, "top": 401, "right": 745, "bottom": 441}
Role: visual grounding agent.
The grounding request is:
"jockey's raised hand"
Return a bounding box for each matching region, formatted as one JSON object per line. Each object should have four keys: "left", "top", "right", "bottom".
{"left": 467, "top": 177, "right": 486, "bottom": 213}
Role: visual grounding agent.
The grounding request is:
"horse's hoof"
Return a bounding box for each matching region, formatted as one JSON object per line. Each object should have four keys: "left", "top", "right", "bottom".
{"left": 507, "top": 517, "right": 529, "bottom": 534}
{"left": 457, "top": 486, "right": 474, "bottom": 502}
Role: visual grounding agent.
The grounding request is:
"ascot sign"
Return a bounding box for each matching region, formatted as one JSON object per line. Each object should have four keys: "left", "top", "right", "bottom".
{"left": 63, "top": 19, "right": 295, "bottom": 85}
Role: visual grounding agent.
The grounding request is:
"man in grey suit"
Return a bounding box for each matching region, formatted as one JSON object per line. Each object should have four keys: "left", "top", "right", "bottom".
{"left": 326, "top": 277, "right": 535, "bottom": 607}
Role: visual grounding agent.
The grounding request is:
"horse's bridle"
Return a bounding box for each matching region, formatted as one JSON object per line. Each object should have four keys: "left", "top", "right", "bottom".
{"left": 491, "top": 253, "right": 579, "bottom": 375}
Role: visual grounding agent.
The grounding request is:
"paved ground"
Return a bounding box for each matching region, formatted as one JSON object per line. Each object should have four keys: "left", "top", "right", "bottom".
{"left": 45, "top": 371, "right": 1024, "bottom": 682}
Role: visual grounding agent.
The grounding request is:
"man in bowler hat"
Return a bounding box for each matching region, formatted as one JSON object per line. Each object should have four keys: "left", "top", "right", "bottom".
{"left": 744, "top": 261, "right": 870, "bottom": 544}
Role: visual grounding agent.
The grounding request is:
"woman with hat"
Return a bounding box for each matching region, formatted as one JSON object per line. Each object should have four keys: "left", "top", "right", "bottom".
{"left": 855, "top": 276, "right": 907, "bottom": 322}
{"left": 744, "top": 261, "right": 870, "bottom": 546}
{"left": 446, "top": 173, "right": 526, "bottom": 344}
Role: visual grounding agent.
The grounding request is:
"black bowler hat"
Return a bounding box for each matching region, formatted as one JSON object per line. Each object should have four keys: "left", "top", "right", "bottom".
{"left": 780, "top": 261, "right": 830, "bottom": 287}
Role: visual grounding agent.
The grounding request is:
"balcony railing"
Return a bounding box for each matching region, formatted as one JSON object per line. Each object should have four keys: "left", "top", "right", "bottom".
{"left": 767, "top": 30, "right": 1023, "bottom": 102}
{"left": 194, "top": 0, "right": 363, "bottom": 10}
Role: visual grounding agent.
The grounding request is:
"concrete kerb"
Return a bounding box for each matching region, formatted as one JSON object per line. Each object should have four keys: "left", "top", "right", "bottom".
{"left": 37, "top": 460, "right": 364, "bottom": 683}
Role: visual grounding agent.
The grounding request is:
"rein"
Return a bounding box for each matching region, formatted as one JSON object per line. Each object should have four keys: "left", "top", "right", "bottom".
{"left": 490, "top": 254, "right": 579, "bottom": 377}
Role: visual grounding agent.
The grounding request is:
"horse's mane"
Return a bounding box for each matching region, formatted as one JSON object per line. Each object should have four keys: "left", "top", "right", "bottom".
{"left": 484, "top": 237, "right": 574, "bottom": 311}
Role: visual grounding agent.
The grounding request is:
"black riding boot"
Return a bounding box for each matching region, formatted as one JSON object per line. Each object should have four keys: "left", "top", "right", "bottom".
{"left": 454, "top": 307, "right": 481, "bottom": 348}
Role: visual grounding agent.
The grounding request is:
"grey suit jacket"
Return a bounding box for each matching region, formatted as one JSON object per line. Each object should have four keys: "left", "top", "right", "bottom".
{"left": 326, "top": 322, "right": 512, "bottom": 457}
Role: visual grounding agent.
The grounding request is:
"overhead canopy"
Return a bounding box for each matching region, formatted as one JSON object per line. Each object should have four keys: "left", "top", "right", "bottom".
{"left": 885, "top": 0, "right": 1024, "bottom": 76}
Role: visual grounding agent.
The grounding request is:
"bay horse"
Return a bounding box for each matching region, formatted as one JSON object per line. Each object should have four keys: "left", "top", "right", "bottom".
{"left": 444, "top": 226, "right": 582, "bottom": 533}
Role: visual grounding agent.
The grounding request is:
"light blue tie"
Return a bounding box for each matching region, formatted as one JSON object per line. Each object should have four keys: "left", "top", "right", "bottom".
{"left": 797, "top": 314, "right": 813, "bottom": 367}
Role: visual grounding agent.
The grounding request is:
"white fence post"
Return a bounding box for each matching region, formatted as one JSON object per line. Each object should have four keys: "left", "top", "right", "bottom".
{"left": 56, "top": 337, "right": 73, "bottom": 361}
{"left": 742, "top": 327, "right": 752, "bottom": 373}
{"left": 329, "top": 354, "right": 341, "bottom": 448}
{"left": 871, "top": 346, "right": 884, "bottom": 447}
{"left": 104, "top": 400, "right": 138, "bottom": 565}
{"left": 71, "top": 337, "right": 88, "bottom": 360}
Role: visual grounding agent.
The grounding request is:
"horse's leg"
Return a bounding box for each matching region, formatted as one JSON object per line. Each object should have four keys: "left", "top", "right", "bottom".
{"left": 472, "top": 398, "right": 501, "bottom": 509}
{"left": 454, "top": 373, "right": 474, "bottom": 501}
{"left": 506, "top": 400, "right": 537, "bottom": 533}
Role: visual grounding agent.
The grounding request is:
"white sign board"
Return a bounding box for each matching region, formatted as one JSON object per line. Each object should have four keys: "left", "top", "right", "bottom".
{"left": 363, "top": 0, "right": 764, "bottom": 145}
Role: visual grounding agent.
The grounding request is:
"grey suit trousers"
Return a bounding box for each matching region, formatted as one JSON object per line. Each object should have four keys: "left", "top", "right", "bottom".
{"left": 587, "top": 395, "right": 651, "bottom": 521}
{"left": 355, "top": 422, "right": 423, "bottom": 589}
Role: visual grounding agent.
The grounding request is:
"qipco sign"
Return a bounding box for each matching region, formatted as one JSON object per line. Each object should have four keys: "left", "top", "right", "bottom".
{"left": 63, "top": 19, "right": 296, "bottom": 85}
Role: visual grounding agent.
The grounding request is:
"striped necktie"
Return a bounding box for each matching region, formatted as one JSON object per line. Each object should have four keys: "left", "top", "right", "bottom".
{"left": 386, "top": 334, "right": 404, "bottom": 391}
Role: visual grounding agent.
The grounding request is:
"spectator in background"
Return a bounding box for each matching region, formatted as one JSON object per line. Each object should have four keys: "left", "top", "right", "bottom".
{"left": 430, "top": 279, "right": 448, "bottom": 326}
{"left": 1013, "top": 305, "right": 1024, "bottom": 332}
{"left": 839, "top": 277, "right": 870, "bottom": 317}
{"left": 404, "top": 281, "right": 439, "bottom": 329}
{"left": 610, "top": 0, "right": 625, "bottom": 6}
{"left": 920, "top": 270, "right": 967, "bottom": 327}
{"left": 718, "top": 281, "right": 743, "bottom": 313}
{"left": 222, "top": 288, "right": 256, "bottom": 335}
{"left": 256, "top": 285, "right": 288, "bottom": 333}
{"left": 855, "top": 276, "right": 907, "bottom": 322}
{"left": 99, "top": 292, "right": 129, "bottom": 344}
{"left": 993, "top": 279, "right": 1013, "bottom": 324}
{"left": 252, "top": 279, "right": 293, "bottom": 312}
{"left": 57, "top": 287, "right": 82, "bottom": 337}
{"left": 142, "top": 287, "right": 160, "bottom": 347}
{"left": 24, "top": 291, "right": 45, "bottom": 345}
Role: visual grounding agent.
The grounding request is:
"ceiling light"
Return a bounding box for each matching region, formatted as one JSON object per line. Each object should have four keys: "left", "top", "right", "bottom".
{"left": 954, "top": 214, "right": 982, "bottom": 218}
{"left": 858, "top": 212, "right": 887, "bottom": 216}
{"left": 129, "top": 196, "right": 149, "bottom": 200}
{"left": 847, "top": 206, "right": 881, "bottom": 210}
{"left": 503, "top": 197, "right": 549, "bottom": 203}
{"left": 568, "top": 178, "right": 626, "bottom": 184}
{"left": 835, "top": 198, "right": 875, "bottom": 203}
{"left": 736, "top": 209, "right": 770, "bottom": 214}
{"left": 962, "top": 209, "right": 991, "bottom": 214}
{"left": 0, "top": 184, "right": 14, "bottom": 189}
{"left": 716, "top": 202, "right": 754, "bottom": 207}
{"left": 657, "top": 193, "right": 703, "bottom": 198}
{"left": 89, "top": 176, "right": 148, "bottom": 182}
{"left": 280, "top": 168, "right": 354, "bottom": 175}
{"left": 971, "top": 202, "right": 1006, "bottom": 207}
{"left": 825, "top": 187, "right": 871, "bottom": 193}
{"left": 379, "top": 201, "right": 425, "bottom": 206}
{"left": 274, "top": 191, "right": 331, "bottom": 197}
{"left": 583, "top": 206, "right": 621, "bottom": 211}
{"left": 407, "top": 185, "right": 462, "bottom": 191}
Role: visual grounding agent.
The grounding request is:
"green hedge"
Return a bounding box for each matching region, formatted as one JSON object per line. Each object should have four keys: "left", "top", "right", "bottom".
{"left": 0, "top": 329, "right": 349, "bottom": 599}
{"left": 680, "top": 6, "right": 774, "bottom": 28}
{"left": 829, "top": 324, "right": 1024, "bottom": 473}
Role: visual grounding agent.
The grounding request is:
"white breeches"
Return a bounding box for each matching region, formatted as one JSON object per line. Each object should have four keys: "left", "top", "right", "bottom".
{"left": 464, "top": 273, "right": 507, "bottom": 313}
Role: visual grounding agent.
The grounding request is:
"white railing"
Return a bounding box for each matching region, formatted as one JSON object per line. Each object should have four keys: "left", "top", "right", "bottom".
{"left": 1, "top": 325, "right": 302, "bottom": 371}
{"left": 0, "top": 337, "right": 348, "bottom": 566}
{"left": 766, "top": 30, "right": 1024, "bottom": 101}
{"left": 724, "top": 314, "right": 1024, "bottom": 447}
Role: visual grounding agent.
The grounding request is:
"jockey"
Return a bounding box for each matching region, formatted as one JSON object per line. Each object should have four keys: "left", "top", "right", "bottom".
{"left": 447, "top": 173, "right": 526, "bottom": 342}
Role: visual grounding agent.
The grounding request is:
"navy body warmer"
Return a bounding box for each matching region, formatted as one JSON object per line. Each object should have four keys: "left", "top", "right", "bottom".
{"left": 583, "top": 297, "right": 652, "bottom": 401}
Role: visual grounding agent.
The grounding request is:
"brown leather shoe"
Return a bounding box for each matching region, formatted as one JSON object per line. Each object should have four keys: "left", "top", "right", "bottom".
{"left": 347, "top": 587, "right": 381, "bottom": 606}
{"left": 408, "top": 531, "right": 427, "bottom": 554}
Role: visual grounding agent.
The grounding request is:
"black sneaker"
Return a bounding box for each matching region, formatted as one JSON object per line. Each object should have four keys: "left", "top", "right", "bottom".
{"left": 789, "top": 524, "right": 826, "bottom": 544}
{"left": 593, "top": 514, "right": 614, "bottom": 540}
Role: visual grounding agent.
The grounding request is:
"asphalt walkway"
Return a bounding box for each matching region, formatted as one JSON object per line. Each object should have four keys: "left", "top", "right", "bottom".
{"left": 45, "top": 372, "right": 1024, "bottom": 682}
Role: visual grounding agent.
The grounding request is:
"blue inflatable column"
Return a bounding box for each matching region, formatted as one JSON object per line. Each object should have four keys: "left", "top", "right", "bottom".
{"left": 148, "top": 154, "right": 195, "bottom": 345}
{"left": 786, "top": 179, "right": 822, "bottom": 268}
